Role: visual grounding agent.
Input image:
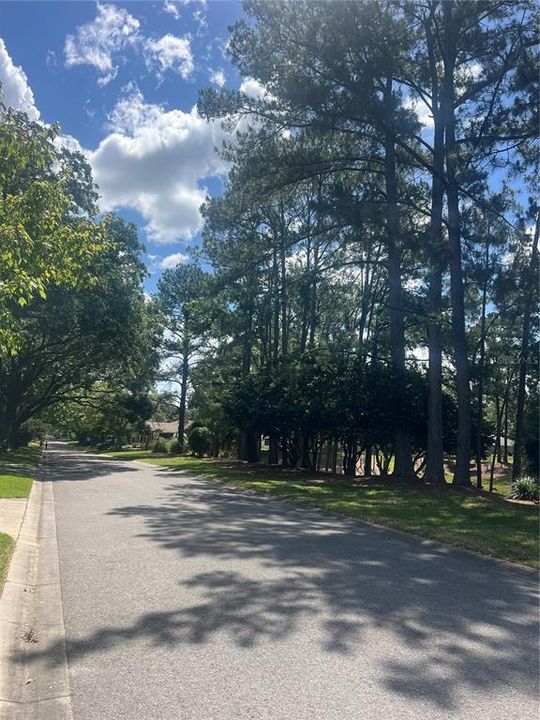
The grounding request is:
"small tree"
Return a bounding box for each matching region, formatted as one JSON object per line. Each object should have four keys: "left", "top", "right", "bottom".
{"left": 188, "top": 426, "right": 211, "bottom": 458}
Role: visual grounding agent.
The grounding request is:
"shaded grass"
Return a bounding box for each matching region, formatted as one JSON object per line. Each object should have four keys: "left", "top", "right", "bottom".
{"left": 0, "top": 532, "right": 14, "bottom": 594}
{"left": 137, "top": 456, "right": 539, "bottom": 570}
{"left": 0, "top": 444, "right": 41, "bottom": 467}
{"left": 0, "top": 471, "right": 33, "bottom": 498}
{"left": 444, "top": 459, "right": 514, "bottom": 498}
{"left": 102, "top": 449, "right": 162, "bottom": 461}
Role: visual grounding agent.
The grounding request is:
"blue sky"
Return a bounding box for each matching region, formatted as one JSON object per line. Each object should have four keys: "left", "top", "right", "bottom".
{"left": 0, "top": 1, "right": 247, "bottom": 291}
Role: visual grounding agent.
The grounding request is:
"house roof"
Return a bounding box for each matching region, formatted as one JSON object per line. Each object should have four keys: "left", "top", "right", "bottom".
{"left": 147, "top": 420, "right": 178, "bottom": 434}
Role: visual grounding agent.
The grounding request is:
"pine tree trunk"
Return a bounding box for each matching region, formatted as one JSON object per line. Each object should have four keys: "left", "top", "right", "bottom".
{"left": 426, "top": 69, "right": 446, "bottom": 484}
{"left": 364, "top": 446, "right": 372, "bottom": 476}
{"left": 383, "top": 77, "right": 415, "bottom": 481}
{"left": 503, "top": 401, "right": 508, "bottom": 464}
{"left": 442, "top": 5, "right": 472, "bottom": 487}
{"left": 331, "top": 439, "right": 338, "bottom": 474}
{"left": 269, "top": 436, "right": 279, "bottom": 465}
{"left": 177, "top": 350, "right": 189, "bottom": 453}
{"left": 475, "top": 243, "right": 489, "bottom": 489}
{"left": 513, "top": 215, "right": 539, "bottom": 479}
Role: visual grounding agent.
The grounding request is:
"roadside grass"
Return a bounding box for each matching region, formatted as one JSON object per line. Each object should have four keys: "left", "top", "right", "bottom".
{"left": 0, "top": 471, "right": 33, "bottom": 499}
{"left": 0, "top": 532, "right": 14, "bottom": 594}
{"left": 135, "top": 455, "right": 539, "bottom": 570}
{"left": 0, "top": 444, "right": 36, "bottom": 498}
{"left": 0, "top": 444, "right": 37, "bottom": 593}
{"left": 101, "top": 449, "right": 160, "bottom": 460}
{"left": 444, "top": 458, "right": 514, "bottom": 497}
{"left": 0, "top": 444, "right": 41, "bottom": 467}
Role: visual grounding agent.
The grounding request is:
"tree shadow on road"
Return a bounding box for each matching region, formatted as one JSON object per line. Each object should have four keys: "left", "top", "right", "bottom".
{"left": 40, "top": 450, "right": 136, "bottom": 482}
{"left": 23, "top": 472, "right": 540, "bottom": 712}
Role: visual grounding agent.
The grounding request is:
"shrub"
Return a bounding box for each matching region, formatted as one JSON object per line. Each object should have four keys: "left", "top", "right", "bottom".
{"left": 166, "top": 438, "right": 180, "bottom": 454}
{"left": 511, "top": 476, "right": 539, "bottom": 502}
{"left": 13, "top": 426, "right": 33, "bottom": 448}
{"left": 152, "top": 436, "right": 169, "bottom": 454}
{"left": 188, "top": 426, "right": 210, "bottom": 458}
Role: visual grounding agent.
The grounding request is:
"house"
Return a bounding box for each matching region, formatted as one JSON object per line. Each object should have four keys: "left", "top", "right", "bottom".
{"left": 147, "top": 420, "right": 178, "bottom": 441}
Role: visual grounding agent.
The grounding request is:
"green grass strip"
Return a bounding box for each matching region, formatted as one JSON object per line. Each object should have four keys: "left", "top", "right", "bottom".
{"left": 0, "top": 532, "right": 15, "bottom": 594}
{"left": 0, "top": 471, "right": 33, "bottom": 499}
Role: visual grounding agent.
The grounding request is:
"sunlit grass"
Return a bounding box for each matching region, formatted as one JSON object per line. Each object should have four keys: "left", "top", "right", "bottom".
{"left": 102, "top": 449, "right": 160, "bottom": 460}
{"left": 0, "top": 532, "right": 14, "bottom": 594}
{"left": 0, "top": 471, "right": 33, "bottom": 499}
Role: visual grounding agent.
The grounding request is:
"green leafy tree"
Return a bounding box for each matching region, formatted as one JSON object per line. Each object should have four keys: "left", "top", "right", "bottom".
{"left": 156, "top": 264, "right": 211, "bottom": 452}
{"left": 0, "top": 217, "right": 158, "bottom": 449}
{"left": 0, "top": 103, "right": 103, "bottom": 353}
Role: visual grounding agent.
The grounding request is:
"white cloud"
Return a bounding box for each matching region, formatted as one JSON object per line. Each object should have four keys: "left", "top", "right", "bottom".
{"left": 192, "top": 8, "right": 208, "bottom": 35}
{"left": 173, "top": 0, "right": 207, "bottom": 34}
{"left": 53, "top": 133, "right": 84, "bottom": 153}
{"left": 240, "top": 77, "right": 267, "bottom": 101}
{"left": 64, "top": 3, "right": 140, "bottom": 86}
{"left": 163, "top": 1, "right": 182, "bottom": 20}
{"left": 144, "top": 34, "right": 194, "bottom": 81}
{"left": 160, "top": 252, "right": 188, "bottom": 268}
{"left": 0, "top": 38, "right": 39, "bottom": 120}
{"left": 209, "top": 68, "right": 226, "bottom": 88}
{"left": 64, "top": 5, "right": 197, "bottom": 85}
{"left": 89, "top": 90, "right": 228, "bottom": 243}
{"left": 403, "top": 96, "right": 433, "bottom": 128}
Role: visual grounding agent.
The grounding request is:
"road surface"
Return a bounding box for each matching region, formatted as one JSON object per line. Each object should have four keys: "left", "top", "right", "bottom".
{"left": 41, "top": 443, "right": 538, "bottom": 719}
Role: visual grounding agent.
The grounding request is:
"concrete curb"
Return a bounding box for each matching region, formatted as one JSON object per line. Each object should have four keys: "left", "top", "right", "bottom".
{"left": 0, "top": 461, "right": 73, "bottom": 719}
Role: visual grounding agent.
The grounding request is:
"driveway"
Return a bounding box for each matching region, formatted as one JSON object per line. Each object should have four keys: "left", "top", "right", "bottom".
{"left": 39, "top": 443, "right": 539, "bottom": 719}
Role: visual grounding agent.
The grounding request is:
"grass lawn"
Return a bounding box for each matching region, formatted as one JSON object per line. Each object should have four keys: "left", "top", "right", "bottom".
{"left": 0, "top": 471, "right": 33, "bottom": 498}
{"left": 102, "top": 449, "right": 160, "bottom": 460}
{"left": 0, "top": 532, "right": 14, "bottom": 593}
{"left": 0, "top": 444, "right": 38, "bottom": 592}
{"left": 0, "top": 443, "right": 36, "bottom": 498}
{"left": 0, "top": 444, "right": 41, "bottom": 467}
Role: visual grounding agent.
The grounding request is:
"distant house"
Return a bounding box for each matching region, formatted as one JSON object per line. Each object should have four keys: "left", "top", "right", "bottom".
{"left": 147, "top": 421, "right": 178, "bottom": 441}
{"left": 495, "top": 436, "right": 514, "bottom": 453}
{"left": 145, "top": 420, "right": 194, "bottom": 443}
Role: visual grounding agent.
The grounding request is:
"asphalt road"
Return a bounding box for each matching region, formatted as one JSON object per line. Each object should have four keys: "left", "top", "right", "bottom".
{"left": 42, "top": 442, "right": 538, "bottom": 719}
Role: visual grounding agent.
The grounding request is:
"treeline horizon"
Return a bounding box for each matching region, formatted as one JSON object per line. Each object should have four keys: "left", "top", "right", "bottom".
{"left": 163, "top": 0, "right": 538, "bottom": 488}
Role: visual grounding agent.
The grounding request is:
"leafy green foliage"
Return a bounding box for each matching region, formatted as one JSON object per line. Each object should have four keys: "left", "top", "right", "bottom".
{"left": 0, "top": 215, "right": 159, "bottom": 449}
{"left": 152, "top": 436, "right": 169, "bottom": 454}
{"left": 0, "top": 104, "right": 103, "bottom": 353}
{"left": 223, "top": 352, "right": 458, "bottom": 469}
{"left": 188, "top": 426, "right": 211, "bottom": 457}
{"left": 511, "top": 476, "right": 539, "bottom": 502}
{"left": 166, "top": 437, "right": 180, "bottom": 454}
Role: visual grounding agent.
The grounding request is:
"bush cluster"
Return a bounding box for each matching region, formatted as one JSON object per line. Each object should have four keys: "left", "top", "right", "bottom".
{"left": 188, "top": 426, "right": 211, "bottom": 457}
{"left": 152, "top": 436, "right": 169, "bottom": 454}
{"left": 511, "top": 476, "right": 539, "bottom": 502}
